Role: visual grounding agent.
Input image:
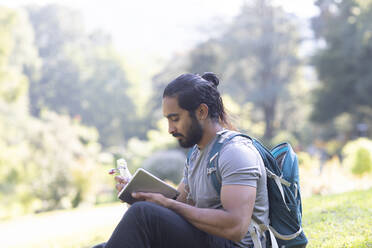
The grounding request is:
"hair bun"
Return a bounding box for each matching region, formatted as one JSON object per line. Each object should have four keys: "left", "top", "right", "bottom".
{"left": 201, "top": 72, "right": 219, "bottom": 87}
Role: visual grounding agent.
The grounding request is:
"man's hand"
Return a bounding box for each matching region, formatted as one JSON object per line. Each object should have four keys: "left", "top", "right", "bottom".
{"left": 114, "top": 175, "right": 129, "bottom": 192}
{"left": 132, "top": 192, "right": 171, "bottom": 208}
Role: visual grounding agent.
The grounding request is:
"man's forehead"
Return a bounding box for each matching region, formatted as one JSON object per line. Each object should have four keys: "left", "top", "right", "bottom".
{"left": 162, "top": 97, "right": 182, "bottom": 116}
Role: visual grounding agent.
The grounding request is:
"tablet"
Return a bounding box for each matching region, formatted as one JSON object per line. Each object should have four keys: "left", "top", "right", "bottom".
{"left": 118, "top": 168, "right": 180, "bottom": 204}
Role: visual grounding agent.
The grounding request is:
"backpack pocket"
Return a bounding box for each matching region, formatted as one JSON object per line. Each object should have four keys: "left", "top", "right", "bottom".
{"left": 269, "top": 202, "right": 307, "bottom": 247}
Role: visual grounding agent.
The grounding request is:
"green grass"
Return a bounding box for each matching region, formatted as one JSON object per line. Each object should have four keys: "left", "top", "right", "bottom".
{"left": 1, "top": 189, "right": 371, "bottom": 248}
{"left": 302, "top": 188, "right": 372, "bottom": 248}
{"left": 0, "top": 202, "right": 127, "bottom": 248}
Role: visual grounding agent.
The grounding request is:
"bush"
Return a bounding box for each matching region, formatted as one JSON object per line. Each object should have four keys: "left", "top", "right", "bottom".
{"left": 342, "top": 138, "right": 372, "bottom": 176}
{"left": 297, "top": 151, "right": 319, "bottom": 170}
{"left": 271, "top": 130, "right": 299, "bottom": 149}
{"left": 142, "top": 150, "right": 186, "bottom": 184}
{"left": 352, "top": 148, "right": 372, "bottom": 175}
{"left": 28, "top": 111, "right": 102, "bottom": 211}
{"left": 0, "top": 110, "right": 104, "bottom": 218}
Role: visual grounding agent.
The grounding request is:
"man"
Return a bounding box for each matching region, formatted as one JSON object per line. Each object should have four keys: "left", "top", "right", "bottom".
{"left": 101, "top": 72, "right": 269, "bottom": 248}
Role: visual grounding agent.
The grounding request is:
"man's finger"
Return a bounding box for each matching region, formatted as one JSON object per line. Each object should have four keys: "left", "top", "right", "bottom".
{"left": 114, "top": 176, "right": 128, "bottom": 184}
{"left": 131, "top": 192, "right": 146, "bottom": 201}
{"left": 116, "top": 183, "right": 125, "bottom": 192}
{"left": 132, "top": 192, "right": 142, "bottom": 198}
{"left": 132, "top": 192, "right": 150, "bottom": 199}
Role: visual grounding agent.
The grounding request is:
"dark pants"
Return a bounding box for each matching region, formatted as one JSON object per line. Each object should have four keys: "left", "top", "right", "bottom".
{"left": 103, "top": 201, "right": 235, "bottom": 248}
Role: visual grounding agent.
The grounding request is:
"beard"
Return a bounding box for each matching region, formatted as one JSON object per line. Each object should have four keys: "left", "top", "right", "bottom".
{"left": 174, "top": 114, "right": 203, "bottom": 148}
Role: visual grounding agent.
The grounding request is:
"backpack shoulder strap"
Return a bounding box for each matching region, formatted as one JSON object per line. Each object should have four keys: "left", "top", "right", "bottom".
{"left": 186, "top": 145, "right": 198, "bottom": 165}
{"left": 207, "top": 131, "right": 252, "bottom": 195}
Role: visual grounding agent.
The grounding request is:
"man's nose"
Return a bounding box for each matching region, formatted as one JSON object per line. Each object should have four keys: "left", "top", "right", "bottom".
{"left": 168, "top": 123, "right": 176, "bottom": 134}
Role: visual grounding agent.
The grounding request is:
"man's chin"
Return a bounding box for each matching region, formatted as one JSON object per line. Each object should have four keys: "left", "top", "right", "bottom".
{"left": 178, "top": 139, "right": 194, "bottom": 148}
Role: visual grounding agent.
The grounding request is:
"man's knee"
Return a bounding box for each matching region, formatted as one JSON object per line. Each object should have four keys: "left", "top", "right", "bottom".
{"left": 91, "top": 242, "right": 106, "bottom": 248}
{"left": 124, "top": 201, "right": 161, "bottom": 222}
{"left": 127, "top": 201, "right": 158, "bottom": 214}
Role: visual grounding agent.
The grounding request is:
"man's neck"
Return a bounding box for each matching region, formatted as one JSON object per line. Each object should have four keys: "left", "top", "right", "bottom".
{"left": 197, "top": 122, "right": 224, "bottom": 150}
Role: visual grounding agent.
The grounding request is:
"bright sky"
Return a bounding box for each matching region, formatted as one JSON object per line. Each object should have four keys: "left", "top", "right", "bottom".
{"left": 1, "top": 0, "right": 318, "bottom": 76}
{"left": 1, "top": 0, "right": 317, "bottom": 54}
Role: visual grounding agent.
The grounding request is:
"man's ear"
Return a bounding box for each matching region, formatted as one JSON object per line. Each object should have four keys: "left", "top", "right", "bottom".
{"left": 196, "top": 103, "right": 209, "bottom": 120}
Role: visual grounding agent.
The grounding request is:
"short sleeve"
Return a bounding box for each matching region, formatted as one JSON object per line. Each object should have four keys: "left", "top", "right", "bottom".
{"left": 182, "top": 160, "right": 189, "bottom": 185}
{"left": 218, "top": 139, "right": 263, "bottom": 188}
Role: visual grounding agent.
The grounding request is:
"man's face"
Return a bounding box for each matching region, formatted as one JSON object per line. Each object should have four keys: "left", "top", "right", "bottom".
{"left": 162, "top": 97, "right": 203, "bottom": 148}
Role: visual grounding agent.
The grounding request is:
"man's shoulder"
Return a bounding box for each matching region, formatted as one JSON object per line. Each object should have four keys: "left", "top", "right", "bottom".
{"left": 218, "top": 131, "right": 264, "bottom": 165}
{"left": 220, "top": 131, "right": 255, "bottom": 150}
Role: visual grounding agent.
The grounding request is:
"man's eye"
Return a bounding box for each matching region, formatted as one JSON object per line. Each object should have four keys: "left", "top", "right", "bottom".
{"left": 171, "top": 118, "right": 179, "bottom": 122}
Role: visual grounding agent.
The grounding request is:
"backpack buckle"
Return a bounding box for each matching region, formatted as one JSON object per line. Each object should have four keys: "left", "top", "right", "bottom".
{"left": 207, "top": 167, "right": 217, "bottom": 175}
{"left": 209, "top": 152, "right": 219, "bottom": 163}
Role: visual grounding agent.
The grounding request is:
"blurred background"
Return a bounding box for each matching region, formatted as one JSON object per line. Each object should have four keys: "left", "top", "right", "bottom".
{"left": 0, "top": 0, "right": 371, "bottom": 247}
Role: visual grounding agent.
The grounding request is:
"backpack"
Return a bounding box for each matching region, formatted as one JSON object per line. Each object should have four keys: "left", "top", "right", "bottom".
{"left": 188, "top": 131, "right": 308, "bottom": 248}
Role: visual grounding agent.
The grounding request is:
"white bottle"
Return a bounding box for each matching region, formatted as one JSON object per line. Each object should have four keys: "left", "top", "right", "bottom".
{"left": 116, "top": 158, "right": 132, "bottom": 180}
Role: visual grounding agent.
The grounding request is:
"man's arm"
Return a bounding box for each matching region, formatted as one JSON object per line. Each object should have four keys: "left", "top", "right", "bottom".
{"left": 175, "top": 182, "right": 188, "bottom": 203}
{"left": 133, "top": 184, "right": 256, "bottom": 242}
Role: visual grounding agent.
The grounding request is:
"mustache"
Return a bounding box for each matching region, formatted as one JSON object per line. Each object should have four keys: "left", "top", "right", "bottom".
{"left": 172, "top": 133, "right": 184, "bottom": 138}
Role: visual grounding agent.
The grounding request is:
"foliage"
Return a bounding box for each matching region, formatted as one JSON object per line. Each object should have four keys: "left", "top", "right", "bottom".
{"left": 342, "top": 138, "right": 372, "bottom": 176}
{"left": 0, "top": 110, "right": 104, "bottom": 218}
{"left": 150, "top": 0, "right": 305, "bottom": 143}
{"left": 222, "top": 94, "right": 265, "bottom": 138}
{"left": 352, "top": 148, "right": 372, "bottom": 175}
{"left": 25, "top": 4, "right": 141, "bottom": 147}
{"left": 123, "top": 119, "right": 179, "bottom": 175}
{"left": 190, "top": 0, "right": 302, "bottom": 141}
{"left": 148, "top": 54, "right": 190, "bottom": 125}
{"left": 299, "top": 149, "right": 372, "bottom": 197}
{"left": 142, "top": 150, "right": 185, "bottom": 184}
{"left": 30, "top": 111, "right": 102, "bottom": 211}
{"left": 303, "top": 188, "right": 372, "bottom": 247}
{"left": 311, "top": 0, "right": 372, "bottom": 138}
{"left": 0, "top": 7, "right": 106, "bottom": 218}
{"left": 0, "top": 6, "right": 39, "bottom": 112}
{"left": 271, "top": 130, "right": 299, "bottom": 148}
{"left": 0, "top": 6, "right": 39, "bottom": 218}
{"left": 297, "top": 151, "right": 318, "bottom": 170}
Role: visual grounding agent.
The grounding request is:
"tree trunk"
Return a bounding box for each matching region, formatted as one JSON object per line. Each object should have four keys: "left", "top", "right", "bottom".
{"left": 263, "top": 102, "right": 276, "bottom": 141}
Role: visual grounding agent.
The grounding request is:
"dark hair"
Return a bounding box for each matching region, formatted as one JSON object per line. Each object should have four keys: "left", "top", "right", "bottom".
{"left": 163, "top": 72, "right": 233, "bottom": 129}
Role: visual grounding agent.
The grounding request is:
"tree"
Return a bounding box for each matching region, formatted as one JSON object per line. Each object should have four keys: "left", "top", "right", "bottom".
{"left": 25, "top": 4, "right": 139, "bottom": 147}
{"left": 28, "top": 111, "right": 102, "bottom": 211}
{"left": 219, "top": 0, "right": 301, "bottom": 141}
{"left": 148, "top": 53, "right": 190, "bottom": 127}
{"left": 0, "top": 6, "right": 39, "bottom": 218}
{"left": 0, "top": 7, "right": 39, "bottom": 114}
{"left": 311, "top": 0, "right": 372, "bottom": 138}
{"left": 0, "top": 7, "right": 104, "bottom": 217}
{"left": 150, "top": 0, "right": 303, "bottom": 142}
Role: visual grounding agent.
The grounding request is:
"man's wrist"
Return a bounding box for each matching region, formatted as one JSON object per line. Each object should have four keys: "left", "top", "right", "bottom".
{"left": 165, "top": 197, "right": 177, "bottom": 209}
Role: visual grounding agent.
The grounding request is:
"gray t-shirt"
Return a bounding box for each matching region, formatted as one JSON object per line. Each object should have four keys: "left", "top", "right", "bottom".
{"left": 183, "top": 130, "right": 269, "bottom": 247}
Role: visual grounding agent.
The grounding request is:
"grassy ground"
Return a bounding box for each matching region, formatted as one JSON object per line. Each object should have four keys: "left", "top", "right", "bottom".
{"left": 0, "top": 203, "right": 127, "bottom": 248}
{"left": 302, "top": 188, "right": 372, "bottom": 248}
{"left": 0, "top": 188, "right": 371, "bottom": 248}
